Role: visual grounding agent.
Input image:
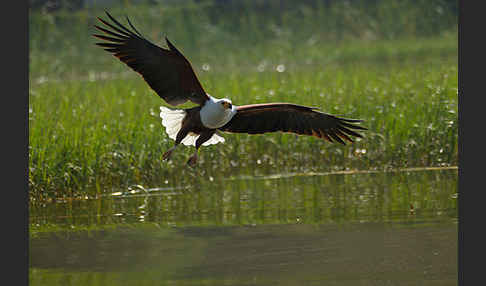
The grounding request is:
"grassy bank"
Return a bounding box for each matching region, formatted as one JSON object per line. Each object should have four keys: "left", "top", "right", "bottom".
{"left": 29, "top": 1, "right": 458, "bottom": 200}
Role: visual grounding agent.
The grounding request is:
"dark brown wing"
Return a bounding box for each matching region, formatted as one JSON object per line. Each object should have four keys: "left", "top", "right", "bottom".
{"left": 219, "top": 103, "right": 367, "bottom": 144}
{"left": 93, "top": 11, "right": 208, "bottom": 106}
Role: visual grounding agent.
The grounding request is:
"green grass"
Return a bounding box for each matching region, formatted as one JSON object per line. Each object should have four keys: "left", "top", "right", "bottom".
{"left": 29, "top": 1, "right": 458, "bottom": 200}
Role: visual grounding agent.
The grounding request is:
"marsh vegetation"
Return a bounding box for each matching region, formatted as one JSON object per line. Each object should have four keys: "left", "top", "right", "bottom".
{"left": 29, "top": 0, "right": 457, "bottom": 200}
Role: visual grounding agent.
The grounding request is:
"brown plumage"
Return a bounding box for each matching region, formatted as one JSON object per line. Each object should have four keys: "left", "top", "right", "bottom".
{"left": 94, "top": 12, "right": 367, "bottom": 166}
{"left": 220, "top": 103, "right": 366, "bottom": 144}
{"left": 93, "top": 11, "right": 208, "bottom": 106}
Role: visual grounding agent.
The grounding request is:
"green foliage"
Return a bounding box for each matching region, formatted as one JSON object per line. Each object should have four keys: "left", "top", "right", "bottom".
{"left": 29, "top": 1, "right": 458, "bottom": 200}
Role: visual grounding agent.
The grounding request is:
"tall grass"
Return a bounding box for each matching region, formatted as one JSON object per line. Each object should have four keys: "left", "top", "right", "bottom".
{"left": 29, "top": 0, "right": 458, "bottom": 200}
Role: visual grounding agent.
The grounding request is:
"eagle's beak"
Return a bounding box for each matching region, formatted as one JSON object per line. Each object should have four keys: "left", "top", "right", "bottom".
{"left": 223, "top": 102, "right": 232, "bottom": 109}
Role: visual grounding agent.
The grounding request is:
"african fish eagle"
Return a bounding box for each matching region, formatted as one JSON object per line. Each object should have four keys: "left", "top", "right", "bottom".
{"left": 94, "top": 12, "right": 367, "bottom": 166}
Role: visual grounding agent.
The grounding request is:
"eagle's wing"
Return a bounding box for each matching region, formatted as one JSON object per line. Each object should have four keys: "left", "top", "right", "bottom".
{"left": 93, "top": 11, "right": 209, "bottom": 106}
{"left": 219, "top": 103, "right": 366, "bottom": 144}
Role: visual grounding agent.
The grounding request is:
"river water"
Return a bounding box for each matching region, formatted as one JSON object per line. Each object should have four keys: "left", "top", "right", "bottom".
{"left": 30, "top": 168, "right": 458, "bottom": 285}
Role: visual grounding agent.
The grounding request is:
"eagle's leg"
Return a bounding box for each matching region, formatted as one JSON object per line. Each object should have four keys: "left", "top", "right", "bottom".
{"left": 187, "top": 130, "right": 215, "bottom": 167}
{"left": 162, "top": 146, "right": 177, "bottom": 161}
{"left": 163, "top": 128, "right": 189, "bottom": 161}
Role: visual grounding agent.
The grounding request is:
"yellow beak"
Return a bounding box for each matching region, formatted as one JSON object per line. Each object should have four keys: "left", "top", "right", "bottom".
{"left": 223, "top": 102, "right": 232, "bottom": 109}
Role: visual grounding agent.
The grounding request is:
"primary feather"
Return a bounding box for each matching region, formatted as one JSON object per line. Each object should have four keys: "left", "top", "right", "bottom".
{"left": 93, "top": 11, "right": 208, "bottom": 106}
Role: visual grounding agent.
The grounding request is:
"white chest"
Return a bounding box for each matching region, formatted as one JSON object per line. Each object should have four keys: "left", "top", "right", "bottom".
{"left": 200, "top": 95, "right": 237, "bottom": 129}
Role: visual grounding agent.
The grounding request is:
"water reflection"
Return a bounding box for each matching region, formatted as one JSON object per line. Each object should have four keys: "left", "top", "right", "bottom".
{"left": 30, "top": 168, "right": 457, "bottom": 229}
{"left": 29, "top": 169, "right": 457, "bottom": 286}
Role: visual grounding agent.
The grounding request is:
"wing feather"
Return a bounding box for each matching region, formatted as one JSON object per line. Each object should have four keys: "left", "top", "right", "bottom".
{"left": 219, "top": 103, "right": 366, "bottom": 145}
{"left": 94, "top": 11, "right": 209, "bottom": 106}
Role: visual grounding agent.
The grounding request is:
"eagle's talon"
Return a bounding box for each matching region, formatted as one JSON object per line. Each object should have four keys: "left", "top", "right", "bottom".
{"left": 162, "top": 147, "right": 175, "bottom": 161}
{"left": 187, "top": 154, "right": 198, "bottom": 167}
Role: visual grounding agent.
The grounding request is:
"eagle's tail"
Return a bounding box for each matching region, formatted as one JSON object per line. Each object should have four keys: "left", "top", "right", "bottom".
{"left": 159, "top": 106, "right": 186, "bottom": 142}
{"left": 159, "top": 106, "right": 225, "bottom": 146}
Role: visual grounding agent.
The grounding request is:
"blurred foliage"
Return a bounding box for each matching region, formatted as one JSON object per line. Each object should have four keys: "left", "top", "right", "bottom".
{"left": 29, "top": 0, "right": 457, "bottom": 81}
{"left": 30, "top": 0, "right": 458, "bottom": 16}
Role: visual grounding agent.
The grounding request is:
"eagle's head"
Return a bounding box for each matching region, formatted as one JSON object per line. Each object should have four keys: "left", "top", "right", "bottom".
{"left": 219, "top": 99, "right": 233, "bottom": 110}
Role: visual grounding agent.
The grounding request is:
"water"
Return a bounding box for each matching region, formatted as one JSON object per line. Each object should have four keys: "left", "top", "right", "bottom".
{"left": 29, "top": 168, "right": 458, "bottom": 285}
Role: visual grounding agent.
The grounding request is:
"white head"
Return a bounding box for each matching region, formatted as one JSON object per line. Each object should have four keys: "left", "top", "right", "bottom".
{"left": 200, "top": 94, "right": 237, "bottom": 129}
{"left": 218, "top": 98, "right": 233, "bottom": 110}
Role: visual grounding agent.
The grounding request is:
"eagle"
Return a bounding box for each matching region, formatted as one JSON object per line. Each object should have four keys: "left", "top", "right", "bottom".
{"left": 93, "top": 12, "right": 367, "bottom": 166}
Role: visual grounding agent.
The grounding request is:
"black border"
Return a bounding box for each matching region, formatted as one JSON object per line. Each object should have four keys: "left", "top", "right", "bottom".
{"left": 459, "top": 0, "right": 477, "bottom": 285}
{"left": 7, "top": 1, "right": 29, "bottom": 285}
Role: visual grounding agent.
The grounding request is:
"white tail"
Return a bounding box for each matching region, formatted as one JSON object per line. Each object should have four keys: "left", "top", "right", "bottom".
{"left": 159, "top": 106, "right": 185, "bottom": 141}
{"left": 159, "top": 106, "right": 225, "bottom": 146}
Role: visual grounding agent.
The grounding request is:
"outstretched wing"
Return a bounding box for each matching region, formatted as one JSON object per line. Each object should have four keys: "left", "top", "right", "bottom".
{"left": 219, "top": 103, "right": 366, "bottom": 144}
{"left": 93, "top": 11, "right": 209, "bottom": 106}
